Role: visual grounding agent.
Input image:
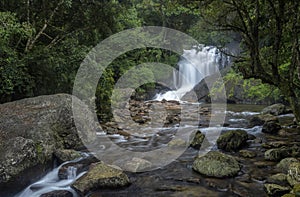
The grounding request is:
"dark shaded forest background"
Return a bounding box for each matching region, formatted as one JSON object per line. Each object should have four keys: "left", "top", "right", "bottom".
{"left": 1, "top": 0, "right": 299, "bottom": 123}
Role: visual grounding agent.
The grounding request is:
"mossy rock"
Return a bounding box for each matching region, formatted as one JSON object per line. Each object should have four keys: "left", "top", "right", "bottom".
{"left": 217, "top": 130, "right": 248, "bottom": 152}
{"left": 264, "top": 183, "right": 290, "bottom": 196}
{"left": 72, "top": 162, "right": 130, "bottom": 195}
{"left": 190, "top": 130, "right": 205, "bottom": 149}
{"left": 276, "top": 158, "right": 299, "bottom": 173}
{"left": 293, "top": 183, "right": 300, "bottom": 196}
{"left": 192, "top": 151, "right": 240, "bottom": 178}
{"left": 267, "top": 173, "right": 287, "bottom": 185}
{"left": 239, "top": 150, "right": 257, "bottom": 158}
{"left": 287, "top": 163, "right": 300, "bottom": 186}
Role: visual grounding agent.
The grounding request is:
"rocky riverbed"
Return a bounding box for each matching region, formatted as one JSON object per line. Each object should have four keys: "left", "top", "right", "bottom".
{"left": 1, "top": 94, "right": 300, "bottom": 197}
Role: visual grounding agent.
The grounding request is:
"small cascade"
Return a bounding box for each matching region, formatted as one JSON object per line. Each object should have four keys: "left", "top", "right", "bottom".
{"left": 15, "top": 159, "right": 85, "bottom": 197}
{"left": 67, "top": 166, "right": 77, "bottom": 180}
{"left": 155, "top": 45, "right": 229, "bottom": 101}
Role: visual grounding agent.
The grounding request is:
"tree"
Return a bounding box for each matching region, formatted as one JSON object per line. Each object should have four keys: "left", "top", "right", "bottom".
{"left": 200, "top": 0, "right": 300, "bottom": 123}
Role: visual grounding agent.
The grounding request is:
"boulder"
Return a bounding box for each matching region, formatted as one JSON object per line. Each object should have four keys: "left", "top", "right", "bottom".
{"left": 287, "top": 162, "right": 300, "bottom": 186}
{"left": 72, "top": 162, "right": 130, "bottom": 195}
{"left": 248, "top": 114, "right": 278, "bottom": 128}
{"left": 192, "top": 151, "right": 240, "bottom": 178}
{"left": 264, "top": 183, "right": 290, "bottom": 196}
{"left": 262, "top": 120, "right": 282, "bottom": 134}
{"left": 262, "top": 103, "right": 292, "bottom": 116}
{"left": 265, "top": 147, "right": 300, "bottom": 161}
{"left": 293, "top": 183, "right": 300, "bottom": 196}
{"left": 0, "top": 94, "right": 97, "bottom": 192}
{"left": 54, "top": 149, "right": 82, "bottom": 164}
{"left": 276, "top": 158, "right": 299, "bottom": 173}
{"left": 217, "top": 130, "right": 248, "bottom": 152}
{"left": 267, "top": 173, "right": 288, "bottom": 185}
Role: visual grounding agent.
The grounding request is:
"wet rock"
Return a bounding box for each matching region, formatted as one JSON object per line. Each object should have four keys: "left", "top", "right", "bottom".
{"left": 192, "top": 151, "right": 240, "bottom": 178}
{"left": 239, "top": 150, "right": 257, "bottom": 158}
{"left": 276, "top": 158, "right": 299, "bottom": 173}
{"left": 262, "top": 120, "right": 282, "bottom": 134}
{"left": 72, "top": 162, "right": 130, "bottom": 195}
{"left": 267, "top": 173, "right": 288, "bottom": 185}
{"left": 123, "top": 157, "right": 152, "bottom": 172}
{"left": 0, "top": 94, "right": 97, "bottom": 187}
{"left": 54, "top": 149, "right": 82, "bottom": 164}
{"left": 282, "top": 194, "right": 296, "bottom": 197}
{"left": 40, "top": 190, "right": 73, "bottom": 197}
{"left": 293, "top": 183, "right": 300, "bottom": 196}
{"left": 248, "top": 113, "right": 277, "bottom": 128}
{"left": 217, "top": 130, "right": 248, "bottom": 152}
{"left": 264, "top": 147, "right": 300, "bottom": 161}
{"left": 168, "top": 138, "right": 187, "bottom": 147}
{"left": 262, "top": 141, "right": 289, "bottom": 149}
{"left": 287, "top": 162, "right": 300, "bottom": 186}
{"left": 264, "top": 183, "right": 290, "bottom": 196}
{"left": 156, "top": 185, "right": 221, "bottom": 197}
{"left": 248, "top": 116, "right": 265, "bottom": 127}
{"left": 262, "top": 103, "right": 291, "bottom": 116}
{"left": 190, "top": 130, "right": 205, "bottom": 149}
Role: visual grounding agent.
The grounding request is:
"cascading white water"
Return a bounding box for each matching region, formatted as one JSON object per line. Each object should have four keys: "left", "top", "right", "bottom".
{"left": 155, "top": 45, "right": 228, "bottom": 101}
{"left": 15, "top": 160, "right": 85, "bottom": 197}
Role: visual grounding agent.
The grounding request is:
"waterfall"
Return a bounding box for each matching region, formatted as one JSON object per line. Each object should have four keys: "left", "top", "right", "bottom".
{"left": 155, "top": 45, "right": 229, "bottom": 101}
{"left": 15, "top": 160, "right": 85, "bottom": 197}
{"left": 67, "top": 166, "right": 77, "bottom": 180}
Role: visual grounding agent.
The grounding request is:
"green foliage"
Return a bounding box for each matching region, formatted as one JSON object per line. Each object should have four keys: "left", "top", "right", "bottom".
{"left": 0, "top": 12, "right": 34, "bottom": 102}
{"left": 210, "top": 69, "right": 282, "bottom": 104}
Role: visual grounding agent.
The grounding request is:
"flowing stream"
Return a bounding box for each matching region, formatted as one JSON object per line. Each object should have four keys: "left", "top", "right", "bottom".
{"left": 15, "top": 158, "right": 86, "bottom": 197}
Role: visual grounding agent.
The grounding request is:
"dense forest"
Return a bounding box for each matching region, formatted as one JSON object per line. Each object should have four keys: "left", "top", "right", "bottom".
{"left": 1, "top": 0, "right": 299, "bottom": 123}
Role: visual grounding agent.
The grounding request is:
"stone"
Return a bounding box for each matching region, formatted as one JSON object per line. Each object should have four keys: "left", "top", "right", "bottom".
{"left": 72, "top": 162, "right": 130, "bottom": 195}
{"left": 168, "top": 138, "right": 187, "bottom": 147}
{"left": 267, "top": 173, "right": 288, "bottom": 185}
{"left": 0, "top": 94, "right": 97, "bottom": 191}
{"left": 264, "top": 183, "right": 290, "bottom": 196}
{"left": 262, "top": 120, "right": 282, "bottom": 134}
{"left": 248, "top": 116, "right": 265, "bottom": 127}
{"left": 287, "top": 162, "right": 300, "bottom": 186}
{"left": 123, "top": 157, "right": 152, "bottom": 172}
{"left": 40, "top": 190, "right": 73, "bottom": 197}
{"left": 239, "top": 150, "right": 257, "bottom": 158}
{"left": 217, "top": 130, "right": 248, "bottom": 152}
{"left": 192, "top": 151, "right": 240, "bottom": 178}
{"left": 276, "top": 158, "right": 299, "bottom": 173}
{"left": 54, "top": 149, "right": 82, "bottom": 164}
{"left": 190, "top": 130, "right": 205, "bottom": 149}
{"left": 293, "top": 183, "right": 300, "bottom": 196}
{"left": 262, "top": 103, "right": 292, "bottom": 116}
{"left": 282, "top": 194, "right": 296, "bottom": 197}
{"left": 265, "top": 147, "right": 300, "bottom": 161}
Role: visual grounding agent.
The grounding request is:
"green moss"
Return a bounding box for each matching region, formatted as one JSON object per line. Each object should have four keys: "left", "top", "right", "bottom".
{"left": 210, "top": 69, "right": 282, "bottom": 103}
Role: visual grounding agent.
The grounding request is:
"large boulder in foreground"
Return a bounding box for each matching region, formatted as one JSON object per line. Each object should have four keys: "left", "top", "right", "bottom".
{"left": 72, "top": 162, "right": 130, "bottom": 195}
{"left": 0, "top": 94, "right": 97, "bottom": 194}
{"left": 217, "top": 130, "right": 248, "bottom": 152}
{"left": 192, "top": 151, "right": 240, "bottom": 178}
